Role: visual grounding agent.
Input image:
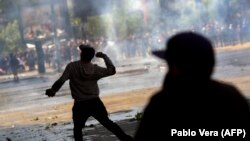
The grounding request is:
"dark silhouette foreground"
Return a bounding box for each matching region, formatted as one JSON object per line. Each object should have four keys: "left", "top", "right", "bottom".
{"left": 46, "top": 45, "right": 133, "bottom": 141}
{"left": 134, "top": 32, "right": 250, "bottom": 141}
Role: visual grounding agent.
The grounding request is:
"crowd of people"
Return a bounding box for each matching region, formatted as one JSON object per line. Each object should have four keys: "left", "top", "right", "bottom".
{"left": 1, "top": 8, "right": 250, "bottom": 79}
{"left": 0, "top": 50, "right": 34, "bottom": 76}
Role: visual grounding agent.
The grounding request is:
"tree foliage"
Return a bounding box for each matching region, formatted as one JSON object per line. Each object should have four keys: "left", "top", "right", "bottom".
{"left": 85, "top": 7, "right": 143, "bottom": 40}
{"left": 87, "top": 15, "right": 109, "bottom": 38}
{"left": 0, "top": 20, "right": 21, "bottom": 53}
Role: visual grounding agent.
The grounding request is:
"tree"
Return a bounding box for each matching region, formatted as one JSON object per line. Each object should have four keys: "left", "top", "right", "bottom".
{"left": 0, "top": 20, "right": 21, "bottom": 53}
{"left": 71, "top": 0, "right": 142, "bottom": 40}
{"left": 70, "top": 16, "right": 84, "bottom": 38}
{"left": 0, "top": 0, "right": 24, "bottom": 55}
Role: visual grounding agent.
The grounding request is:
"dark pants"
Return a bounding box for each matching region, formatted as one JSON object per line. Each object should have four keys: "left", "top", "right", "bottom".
{"left": 73, "top": 98, "right": 131, "bottom": 141}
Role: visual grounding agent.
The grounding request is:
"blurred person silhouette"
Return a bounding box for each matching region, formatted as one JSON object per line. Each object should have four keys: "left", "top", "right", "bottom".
{"left": 9, "top": 53, "right": 19, "bottom": 82}
{"left": 27, "top": 50, "right": 36, "bottom": 71}
{"left": 45, "top": 45, "right": 133, "bottom": 141}
{"left": 134, "top": 32, "right": 250, "bottom": 141}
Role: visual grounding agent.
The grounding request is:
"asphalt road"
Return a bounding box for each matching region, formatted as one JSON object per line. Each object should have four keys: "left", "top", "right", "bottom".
{"left": 1, "top": 46, "right": 250, "bottom": 141}
{"left": 1, "top": 46, "right": 250, "bottom": 112}
{"left": 0, "top": 58, "right": 165, "bottom": 112}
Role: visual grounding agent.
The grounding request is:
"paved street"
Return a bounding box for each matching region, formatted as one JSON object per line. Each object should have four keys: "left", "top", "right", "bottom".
{"left": 1, "top": 45, "right": 250, "bottom": 140}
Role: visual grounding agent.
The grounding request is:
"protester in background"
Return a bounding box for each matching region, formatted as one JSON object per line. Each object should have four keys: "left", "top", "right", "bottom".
{"left": 9, "top": 53, "right": 19, "bottom": 82}
{"left": 45, "top": 44, "right": 134, "bottom": 141}
{"left": 0, "top": 56, "right": 8, "bottom": 75}
{"left": 134, "top": 32, "right": 250, "bottom": 141}
{"left": 27, "top": 50, "right": 36, "bottom": 71}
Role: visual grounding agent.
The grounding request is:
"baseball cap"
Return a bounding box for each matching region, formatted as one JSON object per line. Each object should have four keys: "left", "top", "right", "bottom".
{"left": 152, "top": 31, "right": 215, "bottom": 77}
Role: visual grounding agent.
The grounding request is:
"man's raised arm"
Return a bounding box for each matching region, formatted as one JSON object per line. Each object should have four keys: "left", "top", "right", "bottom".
{"left": 96, "top": 52, "right": 116, "bottom": 76}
